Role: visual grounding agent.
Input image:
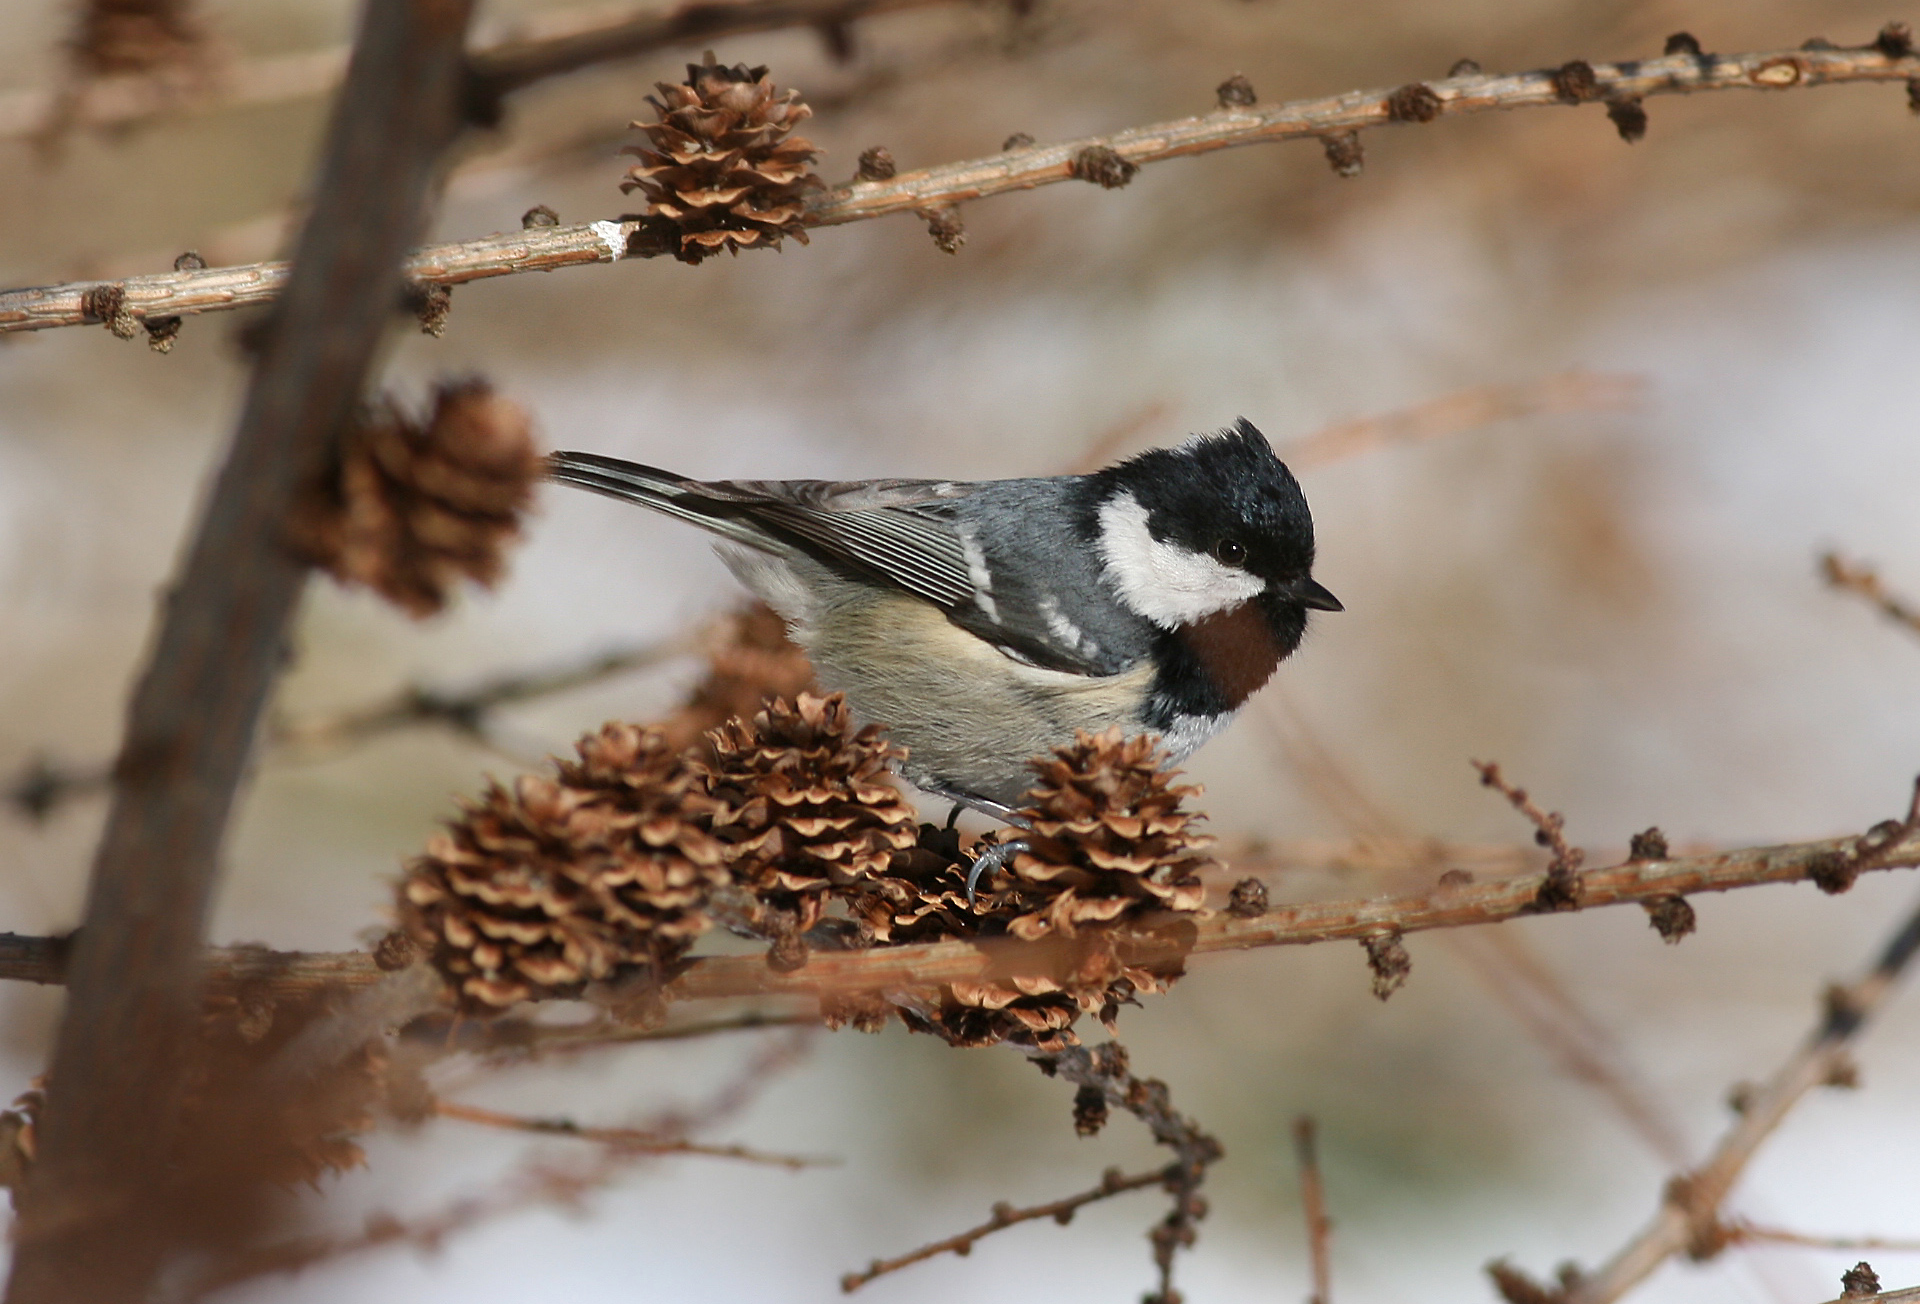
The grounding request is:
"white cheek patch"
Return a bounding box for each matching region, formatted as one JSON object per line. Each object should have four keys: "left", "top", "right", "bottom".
{"left": 1096, "top": 491, "right": 1263, "bottom": 628}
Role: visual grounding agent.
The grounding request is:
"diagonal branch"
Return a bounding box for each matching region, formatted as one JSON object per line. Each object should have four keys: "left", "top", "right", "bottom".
{"left": 6, "top": 34, "right": 1916, "bottom": 334}
{"left": 1822, "top": 551, "right": 1920, "bottom": 641}
{"left": 1, "top": 0, "right": 480, "bottom": 1299}
{"left": 1547, "top": 880, "right": 1920, "bottom": 1304}
{"left": 840, "top": 1164, "right": 1173, "bottom": 1291}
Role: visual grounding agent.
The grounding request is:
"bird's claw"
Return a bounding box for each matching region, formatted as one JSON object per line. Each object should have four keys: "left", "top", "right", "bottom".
{"left": 965, "top": 838, "right": 1028, "bottom": 907}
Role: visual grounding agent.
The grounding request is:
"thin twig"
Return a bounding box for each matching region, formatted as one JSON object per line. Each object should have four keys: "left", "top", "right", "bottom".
{"left": 1822, "top": 552, "right": 1920, "bottom": 641}
{"left": 840, "top": 1164, "right": 1172, "bottom": 1291}
{"left": 1282, "top": 372, "right": 1645, "bottom": 471}
{"left": 1257, "top": 691, "right": 1692, "bottom": 1165}
{"left": 1294, "top": 1116, "right": 1334, "bottom": 1304}
{"left": 3, "top": 2, "right": 479, "bottom": 1299}
{"left": 5, "top": 634, "right": 690, "bottom": 821}
{"left": 3, "top": 815, "right": 1917, "bottom": 1003}
{"left": 178, "top": 1028, "right": 814, "bottom": 1301}
{"left": 8, "top": 37, "right": 1917, "bottom": 334}
{"left": 1021, "top": 1042, "right": 1221, "bottom": 1304}
{"left": 1474, "top": 760, "right": 1585, "bottom": 910}
{"left": 269, "top": 634, "right": 690, "bottom": 754}
{"left": 433, "top": 1099, "right": 830, "bottom": 1170}
{"left": 1722, "top": 1222, "right": 1920, "bottom": 1254}
{"left": 0, "top": 0, "right": 961, "bottom": 141}
{"left": 1543, "top": 883, "right": 1920, "bottom": 1304}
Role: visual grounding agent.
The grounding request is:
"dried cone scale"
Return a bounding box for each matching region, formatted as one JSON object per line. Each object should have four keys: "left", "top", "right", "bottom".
{"left": 622, "top": 51, "right": 824, "bottom": 263}
{"left": 400, "top": 725, "right": 725, "bottom": 1013}
{"left": 703, "top": 694, "right": 919, "bottom": 940}
{"left": 291, "top": 380, "right": 541, "bottom": 618}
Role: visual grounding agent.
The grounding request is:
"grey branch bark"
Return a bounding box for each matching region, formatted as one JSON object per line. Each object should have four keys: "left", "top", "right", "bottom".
{"left": 2, "top": 40, "right": 1914, "bottom": 335}
{"left": 1, "top": 0, "right": 477, "bottom": 1300}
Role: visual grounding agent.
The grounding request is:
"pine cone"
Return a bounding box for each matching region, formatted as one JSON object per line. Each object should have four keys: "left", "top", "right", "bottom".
{"left": 703, "top": 694, "right": 918, "bottom": 939}
{"left": 657, "top": 602, "right": 817, "bottom": 752}
{"left": 74, "top": 0, "right": 203, "bottom": 76}
{"left": 621, "top": 52, "right": 824, "bottom": 264}
{"left": 290, "top": 379, "right": 541, "bottom": 618}
{"left": 400, "top": 726, "right": 724, "bottom": 1013}
{"left": 1000, "top": 730, "right": 1213, "bottom": 941}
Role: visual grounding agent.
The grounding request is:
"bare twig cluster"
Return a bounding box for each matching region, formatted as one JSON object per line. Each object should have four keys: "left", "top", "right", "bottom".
{"left": 8, "top": 31, "right": 1917, "bottom": 336}
{"left": 1489, "top": 878, "right": 1920, "bottom": 1304}
{"left": 1474, "top": 760, "right": 1585, "bottom": 909}
{"left": 1823, "top": 551, "right": 1920, "bottom": 641}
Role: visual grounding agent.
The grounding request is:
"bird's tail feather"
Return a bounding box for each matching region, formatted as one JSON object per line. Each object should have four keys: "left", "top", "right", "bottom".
{"left": 546, "top": 451, "right": 777, "bottom": 552}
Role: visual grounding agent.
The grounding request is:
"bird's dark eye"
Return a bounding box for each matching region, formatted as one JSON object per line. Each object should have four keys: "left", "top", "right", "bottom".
{"left": 1213, "top": 538, "right": 1246, "bottom": 567}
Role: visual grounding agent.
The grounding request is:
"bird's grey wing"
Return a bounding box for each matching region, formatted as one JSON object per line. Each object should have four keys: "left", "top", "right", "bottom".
{"left": 548, "top": 451, "right": 1125, "bottom": 675}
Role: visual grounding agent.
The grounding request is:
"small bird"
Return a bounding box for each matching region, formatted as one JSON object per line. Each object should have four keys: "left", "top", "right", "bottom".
{"left": 548, "top": 419, "right": 1339, "bottom": 886}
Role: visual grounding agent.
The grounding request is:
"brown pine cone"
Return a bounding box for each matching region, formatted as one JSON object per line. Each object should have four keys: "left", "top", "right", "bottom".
{"left": 399, "top": 726, "right": 724, "bottom": 1012}
{"left": 290, "top": 379, "right": 541, "bottom": 618}
{"left": 1001, "top": 729, "right": 1213, "bottom": 941}
{"left": 621, "top": 52, "right": 824, "bottom": 264}
{"left": 656, "top": 602, "right": 817, "bottom": 752}
{"left": 702, "top": 694, "right": 918, "bottom": 938}
{"left": 73, "top": 0, "right": 204, "bottom": 76}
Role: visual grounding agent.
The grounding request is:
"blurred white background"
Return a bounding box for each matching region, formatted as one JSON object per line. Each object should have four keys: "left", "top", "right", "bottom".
{"left": 3, "top": 1, "right": 1920, "bottom": 1300}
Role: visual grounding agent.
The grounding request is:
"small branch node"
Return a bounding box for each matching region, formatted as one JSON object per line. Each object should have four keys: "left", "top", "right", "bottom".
{"left": 1551, "top": 60, "right": 1602, "bottom": 103}
{"left": 855, "top": 146, "right": 896, "bottom": 181}
{"left": 1215, "top": 73, "right": 1256, "bottom": 108}
{"left": 1448, "top": 58, "right": 1482, "bottom": 77}
{"left": 1320, "top": 131, "right": 1364, "bottom": 177}
{"left": 1628, "top": 827, "right": 1670, "bottom": 861}
{"left": 1472, "top": 760, "right": 1585, "bottom": 910}
{"left": 172, "top": 250, "right": 206, "bottom": 271}
{"left": 80, "top": 283, "right": 136, "bottom": 339}
{"left": 1361, "top": 931, "right": 1410, "bottom": 1000}
{"left": 1606, "top": 95, "right": 1648, "bottom": 142}
{"left": 1842, "top": 1261, "right": 1883, "bottom": 1296}
{"left": 1642, "top": 895, "right": 1696, "bottom": 943}
{"left": 143, "top": 316, "right": 182, "bottom": 353}
{"left": 920, "top": 205, "right": 965, "bottom": 253}
{"left": 1225, "top": 877, "right": 1269, "bottom": 918}
{"left": 1385, "top": 82, "right": 1443, "bottom": 122}
{"left": 1070, "top": 143, "right": 1138, "bottom": 188}
{"left": 410, "top": 282, "right": 452, "bottom": 336}
{"left": 1664, "top": 32, "right": 1705, "bottom": 58}
{"left": 1873, "top": 22, "right": 1914, "bottom": 59}
{"left": 521, "top": 204, "right": 559, "bottom": 228}
{"left": 1001, "top": 131, "right": 1035, "bottom": 150}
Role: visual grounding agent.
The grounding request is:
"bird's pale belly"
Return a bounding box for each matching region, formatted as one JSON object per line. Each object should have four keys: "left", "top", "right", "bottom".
{"left": 803, "top": 591, "right": 1161, "bottom": 807}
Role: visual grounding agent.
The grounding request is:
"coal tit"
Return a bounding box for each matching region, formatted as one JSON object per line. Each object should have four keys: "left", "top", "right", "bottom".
{"left": 548, "top": 418, "right": 1339, "bottom": 836}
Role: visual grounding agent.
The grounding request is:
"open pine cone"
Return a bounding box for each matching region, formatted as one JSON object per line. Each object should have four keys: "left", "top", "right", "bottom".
{"left": 1000, "top": 729, "right": 1213, "bottom": 940}
{"left": 290, "top": 379, "right": 541, "bottom": 618}
{"left": 703, "top": 694, "right": 918, "bottom": 940}
{"left": 399, "top": 725, "right": 724, "bottom": 1013}
{"left": 621, "top": 52, "right": 824, "bottom": 264}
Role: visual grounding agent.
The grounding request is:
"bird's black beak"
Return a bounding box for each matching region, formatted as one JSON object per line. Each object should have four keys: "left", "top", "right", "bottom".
{"left": 1292, "top": 577, "right": 1344, "bottom": 612}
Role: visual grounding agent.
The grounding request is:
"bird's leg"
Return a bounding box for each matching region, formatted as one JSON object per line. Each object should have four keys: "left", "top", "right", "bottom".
{"left": 916, "top": 782, "right": 1032, "bottom": 905}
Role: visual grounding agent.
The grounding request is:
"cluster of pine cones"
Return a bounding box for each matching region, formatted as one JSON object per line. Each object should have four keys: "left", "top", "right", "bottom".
{"left": 399, "top": 695, "right": 1216, "bottom": 1051}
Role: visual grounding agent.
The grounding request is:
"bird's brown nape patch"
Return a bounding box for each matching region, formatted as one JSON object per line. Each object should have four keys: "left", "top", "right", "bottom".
{"left": 1177, "top": 602, "right": 1283, "bottom": 709}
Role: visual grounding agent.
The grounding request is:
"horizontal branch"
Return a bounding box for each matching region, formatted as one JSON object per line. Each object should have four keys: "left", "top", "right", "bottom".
{"left": 6, "top": 37, "right": 1916, "bottom": 334}
{"left": 0, "top": 0, "right": 954, "bottom": 141}
{"left": 2, "top": 824, "right": 1913, "bottom": 1003}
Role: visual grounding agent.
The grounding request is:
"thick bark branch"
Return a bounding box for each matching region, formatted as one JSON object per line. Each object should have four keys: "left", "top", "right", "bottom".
{"left": 1, "top": 0, "right": 477, "bottom": 1299}
{"left": 3, "top": 40, "right": 1913, "bottom": 335}
{"left": 0, "top": 828, "right": 1911, "bottom": 1004}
